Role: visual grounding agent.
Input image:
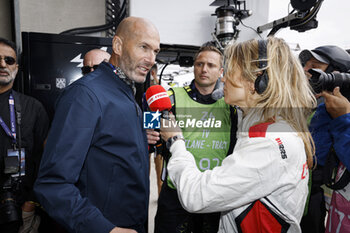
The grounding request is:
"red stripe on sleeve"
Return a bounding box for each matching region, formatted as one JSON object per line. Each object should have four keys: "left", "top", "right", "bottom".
{"left": 249, "top": 122, "right": 273, "bottom": 138}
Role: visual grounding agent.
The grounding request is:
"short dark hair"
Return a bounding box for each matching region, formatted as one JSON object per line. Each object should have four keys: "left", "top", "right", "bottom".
{"left": 0, "top": 37, "right": 17, "bottom": 57}
{"left": 194, "top": 45, "right": 223, "bottom": 67}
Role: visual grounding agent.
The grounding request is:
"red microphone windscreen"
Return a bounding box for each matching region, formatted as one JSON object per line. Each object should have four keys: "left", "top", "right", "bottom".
{"left": 145, "top": 85, "right": 172, "bottom": 112}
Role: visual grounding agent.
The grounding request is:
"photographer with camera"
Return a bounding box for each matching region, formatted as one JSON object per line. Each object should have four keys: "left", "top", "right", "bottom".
{"left": 0, "top": 38, "right": 49, "bottom": 233}
{"left": 299, "top": 45, "right": 350, "bottom": 232}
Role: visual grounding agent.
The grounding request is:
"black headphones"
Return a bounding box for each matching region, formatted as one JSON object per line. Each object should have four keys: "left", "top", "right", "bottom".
{"left": 254, "top": 39, "right": 269, "bottom": 94}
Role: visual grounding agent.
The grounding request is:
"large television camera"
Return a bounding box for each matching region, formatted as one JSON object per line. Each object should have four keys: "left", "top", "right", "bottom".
{"left": 257, "top": 0, "right": 323, "bottom": 36}
{"left": 0, "top": 155, "right": 22, "bottom": 224}
{"left": 210, "top": 0, "right": 252, "bottom": 50}
{"left": 308, "top": 69, "right": 350, "bottom": 100}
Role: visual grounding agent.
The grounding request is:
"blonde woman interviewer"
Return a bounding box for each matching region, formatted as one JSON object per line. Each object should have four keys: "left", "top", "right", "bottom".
{"left": 160, "top": 37, "right": 316, "bottom": 233}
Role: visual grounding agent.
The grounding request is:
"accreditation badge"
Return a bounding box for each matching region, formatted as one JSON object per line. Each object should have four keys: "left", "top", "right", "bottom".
{"left": 335, "top": 163, "right": 350, "bottom": 201}
{"left": 7, "top": 148, "right": 26, "bottom": 176}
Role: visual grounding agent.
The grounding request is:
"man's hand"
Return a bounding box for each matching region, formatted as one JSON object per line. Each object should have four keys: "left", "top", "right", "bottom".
{"left": 318, "top": 87, "right": 350, "bottom": 118}
{"left": 146, "top": 129, "right": 160, "bottom": 145}
{"left": 110, "top": 227, "right": 137, "bottom": 233}
{"left": 19, "top": 201, "right": 40, "bottom": 233}
{"left": 22, "top": 201, "right": 35, "bottom": 212}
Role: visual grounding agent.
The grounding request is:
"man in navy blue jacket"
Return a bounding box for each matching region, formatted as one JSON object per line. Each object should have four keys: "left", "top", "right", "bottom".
{"left": 34, "top": 17, "right": 160, "bottom": 233}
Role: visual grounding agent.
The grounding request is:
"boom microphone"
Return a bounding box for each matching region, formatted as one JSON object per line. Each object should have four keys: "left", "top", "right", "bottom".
{"left": 145, "top": 85, "right": 172, "bottom": 112}
{"left": 211, "top": 78, "right": 224, "bottom": 100}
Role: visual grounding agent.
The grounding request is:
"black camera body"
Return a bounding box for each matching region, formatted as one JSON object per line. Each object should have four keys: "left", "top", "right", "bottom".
{"left": 308, "top": 68, "right": 350, "bottom": 100}
{"left": 0, "top": 156, "right": 22, "bottom": 224}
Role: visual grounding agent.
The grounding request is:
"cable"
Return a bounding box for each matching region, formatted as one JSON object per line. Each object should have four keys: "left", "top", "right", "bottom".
{"left": 288, "top": 2, "right": 292, "bottom": 14}
{"left": 158, "top": 58, "right": 179, "bottom": 85}
{"left": 159, "top": 63, "right": 170, "bottom": 85}
{"left": 107, "top": 0, "right": 127, "bottom": 37}
{"left": 60, "top": 21, "right": 114, "bottom": 35}
{"left": 60, "top": 0, "right": 126, "bottom": 36}
{"left": 239, "top": 19, "right": 263, "bottom": 39}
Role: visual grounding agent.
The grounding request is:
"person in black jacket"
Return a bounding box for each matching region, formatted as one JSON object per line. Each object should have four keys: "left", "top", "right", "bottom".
{"left": 0, "top": 37, "right": 49, "bottom": 233}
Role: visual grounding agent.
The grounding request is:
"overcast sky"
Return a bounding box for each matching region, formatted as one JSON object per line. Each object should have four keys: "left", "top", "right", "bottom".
{"left": 269, "top": 0, "right": 349, "bottom": 50}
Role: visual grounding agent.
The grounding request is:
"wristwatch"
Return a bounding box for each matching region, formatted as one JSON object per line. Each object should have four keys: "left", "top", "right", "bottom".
{"left": 166, "top": 134, "right": 185, "bottom": 149}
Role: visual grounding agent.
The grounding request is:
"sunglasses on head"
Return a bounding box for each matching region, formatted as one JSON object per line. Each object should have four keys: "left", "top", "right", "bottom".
{"left": 81, "top": 65, "right": 99, "bottom": 75}
{"left": 0, "top": 56, "right": 16, "bottom": 66}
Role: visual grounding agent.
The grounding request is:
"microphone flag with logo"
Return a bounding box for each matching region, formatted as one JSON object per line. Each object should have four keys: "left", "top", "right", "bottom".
{"left": 145, "top": 85, "right": 172, "bottom": 112}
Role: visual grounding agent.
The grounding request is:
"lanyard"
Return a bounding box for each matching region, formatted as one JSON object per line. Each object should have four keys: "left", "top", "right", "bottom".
{"left": 0, "top": 93, "right": 16, "bottom": 144}
{"left": 108, "top": 63, "right": 118, "bottom": 75}
{"left": 108, "top": 63, "right": 128, "bottom": 81}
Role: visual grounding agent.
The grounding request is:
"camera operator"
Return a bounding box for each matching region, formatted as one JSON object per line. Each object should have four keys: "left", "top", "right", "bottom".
{"left": 299, "top": 45, "right": 350, "bottom": 232}
{"left": 0, "top": 38, "right": 49, "bottom": 233}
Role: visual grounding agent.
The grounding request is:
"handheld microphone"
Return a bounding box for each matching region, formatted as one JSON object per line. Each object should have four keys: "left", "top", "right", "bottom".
{"left": 145, "top": 85, "right": 172, "bottom": 150}
{"left": 211, "top": 78, "right": 224, "bottom": 101}
{"left": 145, "top": 85, "right": 172, "bottom": 112}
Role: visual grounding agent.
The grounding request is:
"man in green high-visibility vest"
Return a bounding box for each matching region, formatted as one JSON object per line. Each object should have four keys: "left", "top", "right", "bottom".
{"left": 154, "top": 45, "right": 238, "bottom": 233}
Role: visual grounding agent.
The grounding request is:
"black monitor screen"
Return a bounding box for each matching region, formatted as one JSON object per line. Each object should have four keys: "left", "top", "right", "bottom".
{"left": 21, "top": 32, "right": 113, "bottom": 121}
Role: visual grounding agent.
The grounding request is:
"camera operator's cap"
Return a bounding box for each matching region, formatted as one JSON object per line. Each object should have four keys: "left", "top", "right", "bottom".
{"left": 299, "top": 49, "right": 330, "bottom": 67}
{"left": 300, "top": 45, "right": 350, "bottom": 72}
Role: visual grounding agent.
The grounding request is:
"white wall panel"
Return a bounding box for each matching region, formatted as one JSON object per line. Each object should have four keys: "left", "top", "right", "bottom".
{"left": 0, "top": 0, "right": 13, "bottom": 40}
{"left": 19, "top": 0, "right": 105, "bottom": 35}
{"left": 129, "top": 0, "right": 269, "bottom": 46}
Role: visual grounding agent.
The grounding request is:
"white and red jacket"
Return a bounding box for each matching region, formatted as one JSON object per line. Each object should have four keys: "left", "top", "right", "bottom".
{"left": 167, "top": 111, "right": 309, "bottom": 233}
